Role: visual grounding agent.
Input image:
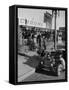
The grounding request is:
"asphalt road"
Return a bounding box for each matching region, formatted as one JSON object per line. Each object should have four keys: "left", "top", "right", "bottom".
{"left": 23, "top": 71, "right": 65, "bottom": 82}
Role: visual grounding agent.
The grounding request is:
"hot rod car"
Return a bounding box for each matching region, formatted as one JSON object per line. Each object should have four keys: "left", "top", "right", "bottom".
{"left": 36, "top": 49, "right": 65, "bottom": 76}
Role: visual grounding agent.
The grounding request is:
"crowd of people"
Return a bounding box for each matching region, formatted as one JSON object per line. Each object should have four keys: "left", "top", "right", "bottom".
{"left": 21, "top": 27, "right": 54, "bottom": 51}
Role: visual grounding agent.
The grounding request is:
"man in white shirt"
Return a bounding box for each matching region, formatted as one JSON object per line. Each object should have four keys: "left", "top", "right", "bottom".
{"left": 59, "top": 54, "right": 65, "bottom": 70}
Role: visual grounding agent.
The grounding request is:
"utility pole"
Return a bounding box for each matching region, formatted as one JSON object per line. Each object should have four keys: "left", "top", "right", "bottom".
{"left": 52, "top": 10, "right": 57, "bottom": 50}
{"left": 54, "top": 10, "right": 57, "bottom": 50}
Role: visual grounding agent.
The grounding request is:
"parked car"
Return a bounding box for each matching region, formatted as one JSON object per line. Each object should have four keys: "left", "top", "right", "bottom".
{"left": 36, "top": 49, "right": 65, "bottom": 76}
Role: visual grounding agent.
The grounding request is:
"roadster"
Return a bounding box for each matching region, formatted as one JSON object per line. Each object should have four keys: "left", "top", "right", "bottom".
{"left": 36, "top": 49, "right": 65, "bottom": 76}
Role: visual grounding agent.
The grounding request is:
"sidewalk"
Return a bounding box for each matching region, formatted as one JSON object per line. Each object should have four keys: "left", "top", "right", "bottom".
{"left": 18, "top": 55, "right": 35, "bottom": 82}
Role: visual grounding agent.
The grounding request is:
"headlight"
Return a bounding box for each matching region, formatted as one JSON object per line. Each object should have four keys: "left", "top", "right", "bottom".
{"left": 41, "top": 61, "right": 43, "bottom": 64}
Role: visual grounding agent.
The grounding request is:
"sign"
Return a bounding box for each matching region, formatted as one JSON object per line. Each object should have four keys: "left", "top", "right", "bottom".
{"left": 19, "top": 18, "right": 46, "bottom": 28}
{"left": 44, "top": 11, "right": 52, "bottom": 22}
{"left": 44, "top": 12, "right": 52, "bottom": 29}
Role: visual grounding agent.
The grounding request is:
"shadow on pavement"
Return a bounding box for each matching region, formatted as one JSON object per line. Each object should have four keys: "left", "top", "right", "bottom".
{"left": 18, "top": 52, "right": 42, "bottom": 68}
{"left": 18, "top": 53, "right": 30, "bottom": 58}
{"left": 24, "top": 55, "right": 42, "bottom": 68}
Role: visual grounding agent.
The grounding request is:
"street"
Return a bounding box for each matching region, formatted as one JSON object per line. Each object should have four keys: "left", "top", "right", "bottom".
{"left": 23, "top": 71, "right": 65, "bottom": 82}
{"left": 18, "top": 45, "right": 65, "bottom": 82}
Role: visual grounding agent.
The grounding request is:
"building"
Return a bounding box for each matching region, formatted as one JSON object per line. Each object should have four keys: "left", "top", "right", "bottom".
{"left": 18, "top": 8, "right": 53, "bottom": 46}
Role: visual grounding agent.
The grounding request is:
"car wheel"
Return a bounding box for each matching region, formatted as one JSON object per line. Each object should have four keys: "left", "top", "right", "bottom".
{"left": 57, "top": 64, "right": 63, "bottom": 76}
{"left": 36, "top": 64, "right": 41, "bottom": 71}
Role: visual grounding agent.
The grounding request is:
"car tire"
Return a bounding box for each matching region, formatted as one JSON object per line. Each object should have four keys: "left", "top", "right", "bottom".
{"left": 57, "top": 64, "right": 63, "bottom": 76}
{"left": 36, "top": 62, "right": 42, "bottom": 72}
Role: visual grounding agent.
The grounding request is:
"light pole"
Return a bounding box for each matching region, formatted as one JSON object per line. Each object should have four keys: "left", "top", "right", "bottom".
{"left": 52, "top": 10, "right": 59, "bottom": 50}
{"left": 54, "top": 10, "right": 57, "bottom": 50}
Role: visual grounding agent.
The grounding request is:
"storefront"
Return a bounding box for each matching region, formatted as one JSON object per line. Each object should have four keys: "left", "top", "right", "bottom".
{"left": 18, "top": 18, "right": 46, "bottom": 45}
{"left": 57, "top": 27, "right": 65, "bottom": 44}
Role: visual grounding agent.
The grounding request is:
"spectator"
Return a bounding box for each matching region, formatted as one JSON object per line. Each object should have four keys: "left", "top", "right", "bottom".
{"left": 59, "top": 54, "right": 65, "bottom": 70}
